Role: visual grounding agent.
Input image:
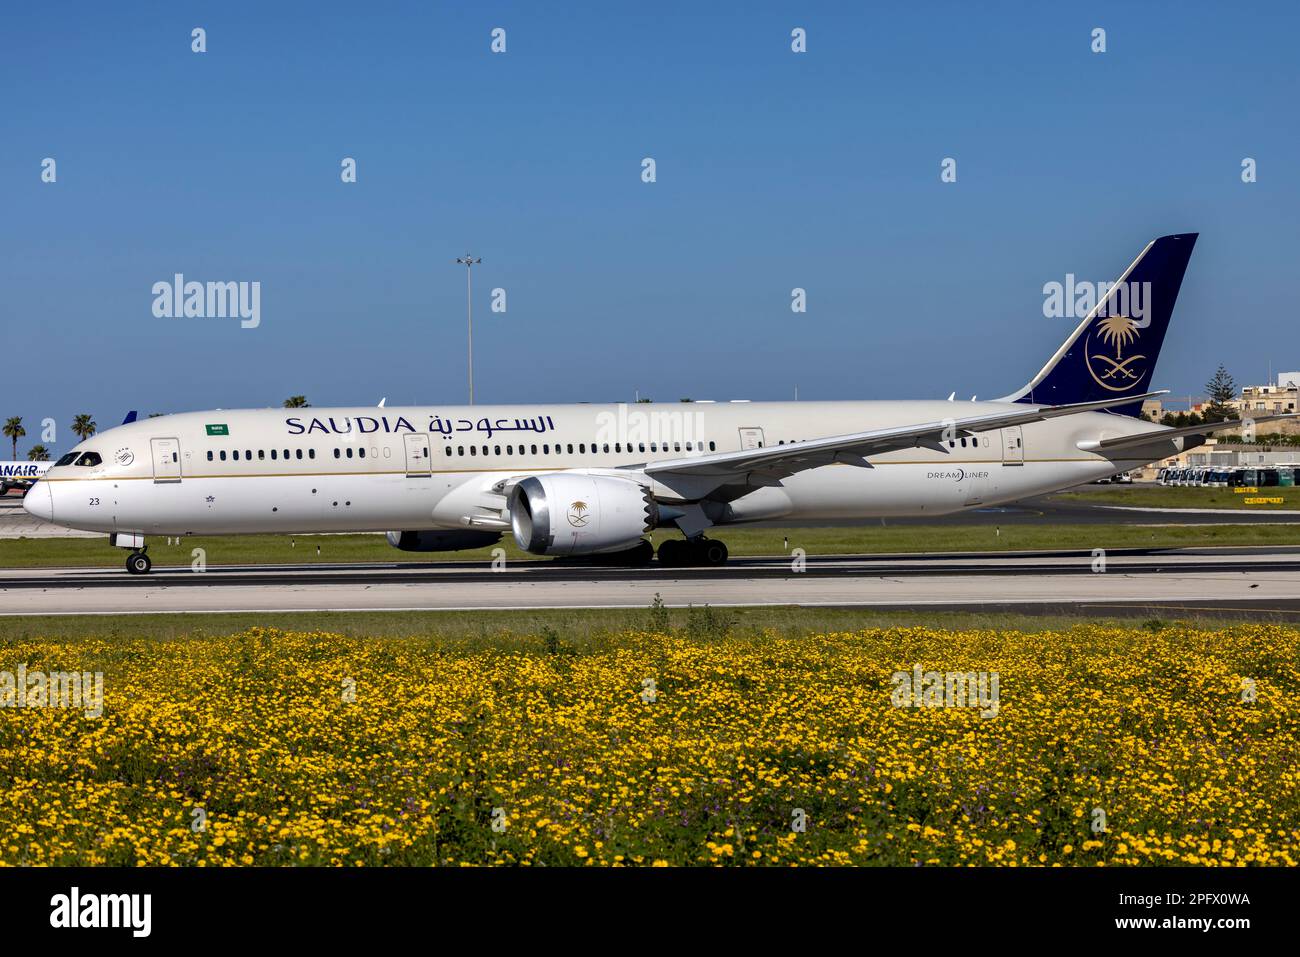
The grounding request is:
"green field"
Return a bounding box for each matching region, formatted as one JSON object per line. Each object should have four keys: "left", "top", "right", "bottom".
{"left": 0, "top": 604, "right": 1260, "bottom": 645}
{"left": 3, "top": 521, "right": 1300, "bottom": 569}
{"left": 1053, "top": 485, "right": 1296, "bottom": 510}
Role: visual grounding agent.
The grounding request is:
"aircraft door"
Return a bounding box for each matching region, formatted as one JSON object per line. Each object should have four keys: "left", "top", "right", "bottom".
{"left": 1001, "top": 426, "right": 1024, "bottom": 465}
{"left": 403, "top": 433, "right": 432, "bottom": 477}
{"left": 150, "top": 437, "right": 182, "bottom": 483}
{"left": 738, "top": 427, "right": 765, "bottom": 450}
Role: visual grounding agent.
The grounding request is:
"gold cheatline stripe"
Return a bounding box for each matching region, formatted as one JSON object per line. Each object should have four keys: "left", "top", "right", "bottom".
{"left": 39, "top": 457, "right": 1103, "bottom": 482}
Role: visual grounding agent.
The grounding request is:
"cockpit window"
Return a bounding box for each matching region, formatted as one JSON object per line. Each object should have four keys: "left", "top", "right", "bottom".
{"left": 74, "top": 452, "right": 102, "bottom": 467}
{"left": 55, "top": 452, "right": 78, "bottom": 466}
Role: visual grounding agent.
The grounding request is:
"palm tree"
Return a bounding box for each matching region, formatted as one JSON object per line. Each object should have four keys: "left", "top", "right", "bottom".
{"left": 71, "top": 414, "right": 97, "bottom": 442}
{"left": 284, "top": 396, "right": 310, "bottom": 408}
{"left": 3, "top": 417, "right": 25, "bottom": 460}
{"left": 1096, "top": 314, "right": 1139, "bottom": 358}
{"left": 27, "top": 444, "right": 49, "bottom": 461}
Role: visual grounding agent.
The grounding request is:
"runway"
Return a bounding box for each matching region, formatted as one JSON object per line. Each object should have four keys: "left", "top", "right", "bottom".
{"left": 4, "top": 547, "right": 1300, "bottom": 620}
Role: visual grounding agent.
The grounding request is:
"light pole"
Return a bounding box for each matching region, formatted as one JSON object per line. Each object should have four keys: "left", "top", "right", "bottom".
{"left": 455, "top": 253, "right": 481, "bottom": 404}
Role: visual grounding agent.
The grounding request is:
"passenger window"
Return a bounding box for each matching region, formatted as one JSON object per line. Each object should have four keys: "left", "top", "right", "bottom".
{"left": 639, "top": 443, "right": 646, "bottom": 453}
{"left": 531, "top": 444, "right": 537, "bottom": 454}
{"left": 359, "top": 448, "right": 366, "bottom": 458}
{"left": 543, "top": 445, "right": 549, "bottom": 454}
{"left": 494, "top": 445, "right": 501, "bottom": 455}
{"left": 445, "top": 446, "right": 452, "bottom": 456}
{"left": 346, "top": 448, "right": 354, "bottom": 459}
{"left": 709, "top": 441, "right": 716, "bottom": 451}
{"left": 220, "top": 450, "right": 227, "bottom": 461}
{"left": 259, "top": 449, "right": 266, "bottom": 460}
{"left": 233, "top": 450, "right": 240, "bottom": 461}
{"left": 506, "top": 445, "right": 513, "bottom": 455}
{"left": 579, "top": 443, "right": 585, "bottom": 454}
{"left": 566, "top": 444, "right": 574, "bottom": 454}
{"left": 334, "top": 448, "right": 340, "bottom": 459}
{"left": 470, "top": 446, "right": 477, "bottom": 456}
{"left": 307, "top": 449, "right": 315, "bottom": 459}
{"left": 207, "top": 451, "right": 214, "bottom": 461}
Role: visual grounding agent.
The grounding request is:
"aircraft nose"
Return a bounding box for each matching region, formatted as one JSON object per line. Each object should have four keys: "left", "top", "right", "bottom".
{"left": 23, "top": 482, "right": 52, "bottom": 522}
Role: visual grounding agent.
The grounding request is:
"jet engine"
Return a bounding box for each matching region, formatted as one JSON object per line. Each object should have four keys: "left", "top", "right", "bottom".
{"left": 508, "top": 474, "right": 657, "bottom": 556}
{"left": 386, "top": 530, "right": 502, "bottom": 552}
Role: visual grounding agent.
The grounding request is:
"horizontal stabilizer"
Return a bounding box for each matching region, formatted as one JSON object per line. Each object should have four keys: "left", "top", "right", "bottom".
{"left": 1075, "top": 413, "right": 1296, "bottom": 452}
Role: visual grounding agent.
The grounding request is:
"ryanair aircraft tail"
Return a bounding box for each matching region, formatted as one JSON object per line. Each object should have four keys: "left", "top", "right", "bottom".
{"left": 1002, "top": 233, "right": 1198, "bottom": 416}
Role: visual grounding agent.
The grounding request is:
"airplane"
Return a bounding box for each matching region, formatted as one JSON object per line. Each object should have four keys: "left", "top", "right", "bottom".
{"left": 0, "top": 460, "right": 51, "bottom": 496}
{"left": 25, "top": 233, "right": 1292, "bottom": 574}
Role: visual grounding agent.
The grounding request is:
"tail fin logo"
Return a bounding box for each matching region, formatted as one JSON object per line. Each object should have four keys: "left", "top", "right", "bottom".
{"left": 1086, "top": 315, "right": 1146, "bottom": 392}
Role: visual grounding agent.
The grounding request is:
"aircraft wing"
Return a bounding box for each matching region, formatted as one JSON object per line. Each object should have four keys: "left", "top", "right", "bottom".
{"left": 643, "top": 390, "right": 1166, "bottom": 496}
{"left": 1076, "top": 413, "right": 1297, "bottom": 452}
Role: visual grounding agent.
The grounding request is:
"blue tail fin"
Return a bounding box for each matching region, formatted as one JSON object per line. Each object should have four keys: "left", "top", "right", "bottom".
{"left": 1003, "top": 233, "right": 1197, "bottom": 416}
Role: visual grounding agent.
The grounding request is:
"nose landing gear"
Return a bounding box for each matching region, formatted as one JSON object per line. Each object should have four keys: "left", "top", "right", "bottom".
{"left": 126, "top": 548, "right": 152, "bottom": 575}
{"left": 657, "top": 537, "right": 729, "bottom": 567}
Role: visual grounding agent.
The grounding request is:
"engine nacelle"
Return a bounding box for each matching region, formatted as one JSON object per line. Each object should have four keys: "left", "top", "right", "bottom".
{"left": 509, "top": 474, "right": 657, "bottom": 556}
{"left": 386, "top": 530, "right": 502, "bottom": 552}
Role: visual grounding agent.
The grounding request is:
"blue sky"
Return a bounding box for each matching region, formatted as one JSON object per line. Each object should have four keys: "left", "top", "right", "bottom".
{"left": 2, "top": 1, "right": 1297, "bottom": 454}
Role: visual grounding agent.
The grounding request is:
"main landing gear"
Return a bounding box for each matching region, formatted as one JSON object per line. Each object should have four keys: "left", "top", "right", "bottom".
{"left": 657, "top": 537, "right": 729, "bottom": 567}
{"left": 126, "top": 548, "right": 152, "bottom": 575}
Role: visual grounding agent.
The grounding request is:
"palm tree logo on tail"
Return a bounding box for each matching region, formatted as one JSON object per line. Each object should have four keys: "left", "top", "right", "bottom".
{"left": 1086, "top": 315, "right": 1146, "bottom": 392}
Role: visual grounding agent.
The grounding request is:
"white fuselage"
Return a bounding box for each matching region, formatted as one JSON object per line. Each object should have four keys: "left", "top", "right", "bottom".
{"left": 24, "top": 400, "right": 1177, "bottom": 540}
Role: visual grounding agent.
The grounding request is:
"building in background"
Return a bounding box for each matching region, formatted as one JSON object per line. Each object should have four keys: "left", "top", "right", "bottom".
{"left": 1235, "top": 382, "right": 1298, "bottom": 415}
{"left": 1140, "top": 398, "right": 1164, "bottom": 420}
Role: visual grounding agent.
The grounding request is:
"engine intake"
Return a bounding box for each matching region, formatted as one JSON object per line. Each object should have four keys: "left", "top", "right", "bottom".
{"left": 509, "top": 474, "right": 657, "bottom": 556}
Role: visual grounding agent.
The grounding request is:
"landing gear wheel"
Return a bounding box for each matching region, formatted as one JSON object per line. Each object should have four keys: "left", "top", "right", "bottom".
{"left": 126, "top": 551, "right": 152, "bottom": 575}
{"left": 700, "top": 539, "right": 729, "bottom": 566}
{"left": 626, "top": 539, "right": 655, "bottom": 566}
{"left": 658, "top": 538, "right": 729, "bottom": 567}
{"left": 657, "top": 539, "right": 686, "bottom": 567}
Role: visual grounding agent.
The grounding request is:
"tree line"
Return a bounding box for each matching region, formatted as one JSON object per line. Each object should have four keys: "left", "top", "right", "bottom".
{"left": 3, "top": 399, "right": 311, "bottom": 461}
